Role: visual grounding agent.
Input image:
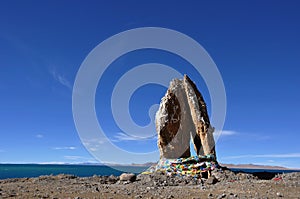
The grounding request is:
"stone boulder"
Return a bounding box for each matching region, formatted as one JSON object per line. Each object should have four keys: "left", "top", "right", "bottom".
{"left": 119, "top": 173, "right": 136, "bottom": 182}
{"left": 156, "top": 75, "right": 216, "bottom": 159}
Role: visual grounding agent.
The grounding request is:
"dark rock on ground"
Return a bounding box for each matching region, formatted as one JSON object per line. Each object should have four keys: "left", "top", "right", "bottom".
{"left": 206, "top": 176, "right": 218, "bottom": 185}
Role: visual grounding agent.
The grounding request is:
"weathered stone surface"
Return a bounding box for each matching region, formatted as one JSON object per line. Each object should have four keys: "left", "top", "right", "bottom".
{"left": 183, "top": 75, "right": 216, "bottom": 156}
{"left": 119, "top": 173, "right": 136, "bottom": 182}
{"left": 155, "top": 74, "right": 216, "bottom": 159}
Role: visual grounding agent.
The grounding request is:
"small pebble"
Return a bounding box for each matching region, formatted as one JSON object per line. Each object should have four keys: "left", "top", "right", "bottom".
{"left": 119, "top": 173, "right": 136, "bottom": 182}
{"left": 276, "top": 192, "right": 283, "bottom": 197}
{"left": 217, "top": 193, "right": 226, "bottom": 199}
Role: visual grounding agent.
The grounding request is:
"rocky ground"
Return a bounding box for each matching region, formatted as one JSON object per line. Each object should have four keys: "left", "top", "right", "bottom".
{"left": 0, "top": 169, "right": 299, "bottom": 199}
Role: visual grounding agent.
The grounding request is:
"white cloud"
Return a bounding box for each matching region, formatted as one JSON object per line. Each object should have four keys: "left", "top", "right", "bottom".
{"left": 114, "top": 132, "right": 141, "bottom": 141}
{"left": 89, "top": 148, "right": 98, "bottom": 152}
{"left": 53, "top": 146, "right": 76, "bottom": 150}
{"left": 81, "top": 138, "right": 109, "bottom": 152}
{"left": 39, "top": 161, "right": 66, "bottom": 165}
{"left": 63, "top": 156, "right": 97, "bottom": 163}
{"left": 223, "top": 153, "right": 300, "bottom": 159}
{"left": 36, "top": 134, "right": 44, "bottom": 138}
{"left": 213, "top": 130, "right": 272, "bottom": 142}
{"left": 50, "top": 68, "right": 72, "bottom": 90}
{"left": 220, "top": 130, "right": 237, "bottom": 136}
{"left": 113, "top": 132, "right": 157, "bottom": 142}
{"left": 214, "top": 130, "right": 237, "bottom": 138}
{"left": 64, "top": 155, "right": 84, "bottom": 160}
{"left": 83, "top": 138, "right": 107, "bottom": 146}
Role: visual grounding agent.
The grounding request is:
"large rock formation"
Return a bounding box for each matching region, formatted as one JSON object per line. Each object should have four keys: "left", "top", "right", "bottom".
{"left": 156, "top": 75, "right": 216, "bottom": 159}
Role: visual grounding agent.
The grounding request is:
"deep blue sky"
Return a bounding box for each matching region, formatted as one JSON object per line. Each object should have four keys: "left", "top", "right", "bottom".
{"left": 0, "top": 1, "right": 299, "bottom": 168}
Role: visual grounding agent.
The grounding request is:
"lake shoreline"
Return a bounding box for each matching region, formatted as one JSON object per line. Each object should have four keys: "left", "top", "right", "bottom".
{"left": 1, "top": 163, "right": 299, "bottom": 180}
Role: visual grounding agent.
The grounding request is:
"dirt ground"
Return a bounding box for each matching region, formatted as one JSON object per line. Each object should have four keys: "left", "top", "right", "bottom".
{"left": 0, "top": 171, "right": 299, "bottom": 199}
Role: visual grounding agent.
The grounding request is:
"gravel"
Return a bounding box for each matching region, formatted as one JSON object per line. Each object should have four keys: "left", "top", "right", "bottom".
{"left": 0, "top": 171, "right": 299, "bottom": 198}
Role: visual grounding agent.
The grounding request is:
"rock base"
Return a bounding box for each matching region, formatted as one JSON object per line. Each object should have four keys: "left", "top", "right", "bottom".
{"left": 142, "top": 155, "right": 218, "bottom": 179}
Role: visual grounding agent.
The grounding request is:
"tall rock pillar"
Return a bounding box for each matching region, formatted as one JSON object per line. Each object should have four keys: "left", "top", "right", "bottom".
{"left": 156, "top": 75, "right": 216, "bottom": 159}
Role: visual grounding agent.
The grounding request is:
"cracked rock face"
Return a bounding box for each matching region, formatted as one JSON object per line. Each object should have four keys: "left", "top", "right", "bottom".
{"left": 156, "top": 75, "right": 216, "bottom": 159}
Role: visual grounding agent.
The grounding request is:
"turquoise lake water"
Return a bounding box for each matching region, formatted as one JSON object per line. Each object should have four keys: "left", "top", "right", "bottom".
{"left": 0, "top": 164, "right": 149, "bottom": 179}
{"left": 0, "top": 164, "right": 299, "bottom": 180}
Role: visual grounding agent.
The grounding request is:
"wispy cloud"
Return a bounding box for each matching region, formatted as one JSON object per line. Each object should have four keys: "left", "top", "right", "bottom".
{"left": 64, "top": 155, "right": 84, "bottom": 160}
{"left": 83, "top": 138, "right": 106, "bottom": 145}
{"left": 223, "top": 153, "right": 300, "bottom": 159}
{"left": 50, "top": 68, "right": 72, "bottom": 90}
{"left": 113, "top": 132, "right": 157, "bottom": 142}
{"left": 114, "top": 132, "right": 140, "bottom": 141}
{"left": 52, "top": 146, "right": 76, "bottom": 150}
{"left": 82, "top": 138, "right": 108, "bottom": 152}
{"left": 63, "top": 156, "right": 97, "bottom": 163}
{"left": 214, "top": 130, "right": 237, "bottom": 138}
{"left": 36, "top": 134, "right": 44, "bottom": 138}
{"left": 39, "top": 161, "right": 66, "bottom": 165}
{"left": 214, "top": 130, "right": 272, "bottom": 142}
{"left": 90, "top": 148, "right": 99, "bottom": 152}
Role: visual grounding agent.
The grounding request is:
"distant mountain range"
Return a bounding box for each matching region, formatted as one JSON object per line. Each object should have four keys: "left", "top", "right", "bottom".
{"left": 1, "top": 162, "right": 298, "bottom": 170}
{"left": 79, "top": 162, "right": 299, "bottom": 170}
{"left": 219, "top": 163, "right": 299, "bottom": 170}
